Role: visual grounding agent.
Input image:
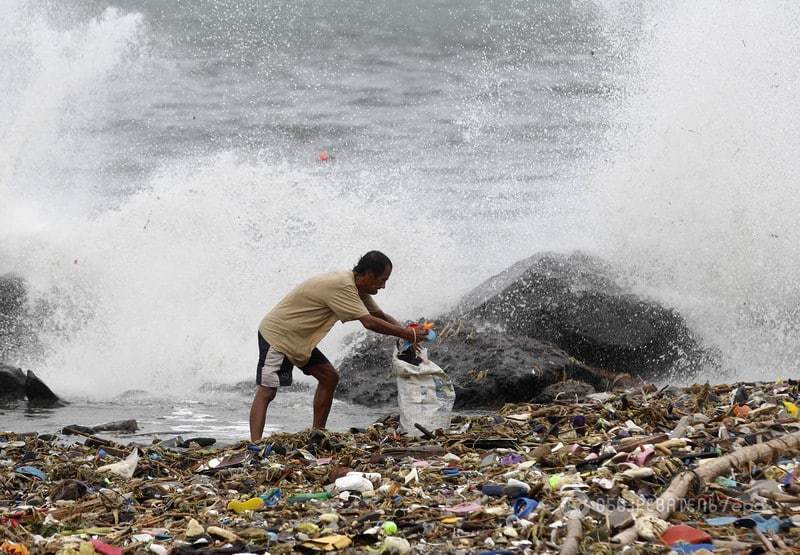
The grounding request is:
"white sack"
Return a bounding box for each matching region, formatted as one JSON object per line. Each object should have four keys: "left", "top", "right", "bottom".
{"left": 392, "top": 347, "right": 455, "bottom": 437}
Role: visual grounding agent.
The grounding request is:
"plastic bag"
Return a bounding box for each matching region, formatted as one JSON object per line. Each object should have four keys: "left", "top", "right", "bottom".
{"left": 392, "top": 346, "right": 455, "bottom": 436}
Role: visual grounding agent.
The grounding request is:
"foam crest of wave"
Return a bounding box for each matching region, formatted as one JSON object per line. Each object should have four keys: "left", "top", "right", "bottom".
{"left": 15, "top": 152, "right": 473, "bottom": 396}
{"left": 1, "top": 4, "right": 145, "bottom": 226}
{"left": 588, "top": 2, "right": 800, "bottom": 377}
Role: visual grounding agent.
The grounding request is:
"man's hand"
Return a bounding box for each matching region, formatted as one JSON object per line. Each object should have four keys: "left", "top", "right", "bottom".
{"left": 405, "top": 325, "right": 424, "bottom": 352}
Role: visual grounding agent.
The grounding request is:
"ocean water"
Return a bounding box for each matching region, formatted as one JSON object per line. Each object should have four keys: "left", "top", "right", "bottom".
{"left": 0, "top": 387, "right": 384, "bottom": 443}
{"left": 2, "top": 1, "right": 799, "bottom": 438}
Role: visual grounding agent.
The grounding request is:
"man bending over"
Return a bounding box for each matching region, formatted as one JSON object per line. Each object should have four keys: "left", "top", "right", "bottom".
{"left": 249, "top": 250, "right": 424, "bottom": 441}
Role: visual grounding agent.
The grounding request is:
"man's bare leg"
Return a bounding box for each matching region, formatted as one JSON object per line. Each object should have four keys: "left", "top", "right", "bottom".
{"left": 305, "top": 363, "right": 339, "bottom": 429}
{"left": 249, "top": 385, "right": 277, "bottom": 442}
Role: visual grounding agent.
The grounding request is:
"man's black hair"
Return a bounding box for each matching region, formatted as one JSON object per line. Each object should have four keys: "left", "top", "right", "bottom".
{"left": 353, "top": 251, "right": 392, "bottom": 275}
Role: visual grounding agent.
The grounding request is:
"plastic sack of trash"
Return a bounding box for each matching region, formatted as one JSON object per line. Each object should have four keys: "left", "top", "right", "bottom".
{"left": 392, "top": 346, "right": 455, "bottom": 437}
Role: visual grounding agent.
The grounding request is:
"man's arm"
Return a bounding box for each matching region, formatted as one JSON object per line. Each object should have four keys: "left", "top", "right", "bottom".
{"left": 359, "top": 314, "right": 420, "bottom": 343}
{"left": 370, "top": 309, "right": 402, "bottom": 327}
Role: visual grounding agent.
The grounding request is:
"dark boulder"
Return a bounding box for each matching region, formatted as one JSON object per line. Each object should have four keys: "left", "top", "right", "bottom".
{"left": 337, "top": 251, "right": 717, "bottom": 410}
{"left": 25, "top": 369, "right": 65, "bottom": 407}
{"left": 1, "top": 275, "right": 66, "bottom": 408}
{"left": 457, "top": 252, "right": 718, "bottom": 379}
{"left": 0, "top": 364, "right": 66, "bottom": 408}
{"left": 336, "top": 323, "right": 636, "bottom": 409}
{"left": 0, "top": 365, "right": 27, "bottom": 404}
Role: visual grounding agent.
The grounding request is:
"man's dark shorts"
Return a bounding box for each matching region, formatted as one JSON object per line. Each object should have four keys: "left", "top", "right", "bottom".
{"left": 256, "top": 332, "right": 330, "bottom": 388}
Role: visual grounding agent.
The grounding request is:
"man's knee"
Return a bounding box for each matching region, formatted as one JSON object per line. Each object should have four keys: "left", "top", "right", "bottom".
{"left": 313, "top": 365, "right": 339, "bottom": 388}
{"left": 255, "top": 385, "right": 277, "bottom": 402}
{"left": 327, "top": 370, "right": 340, "bottom": 387}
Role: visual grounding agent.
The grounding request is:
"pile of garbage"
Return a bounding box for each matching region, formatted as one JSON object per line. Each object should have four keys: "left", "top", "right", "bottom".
{"left": 3, "top": 380, "right": 800, "bottom": 554}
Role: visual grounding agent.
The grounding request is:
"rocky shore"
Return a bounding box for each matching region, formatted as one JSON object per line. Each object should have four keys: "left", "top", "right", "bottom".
{"left": 3, "top": 380, "right": 800, "bottom": 554}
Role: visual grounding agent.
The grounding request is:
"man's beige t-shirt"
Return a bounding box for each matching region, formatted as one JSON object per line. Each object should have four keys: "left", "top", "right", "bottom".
{"left": 259, "top": 270, "right": 380, "bottom": 367}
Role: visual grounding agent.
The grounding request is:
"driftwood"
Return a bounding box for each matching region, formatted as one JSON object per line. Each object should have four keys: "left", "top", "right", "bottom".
{"left": 613, "top": 428, "right": 800, "bottom": 545}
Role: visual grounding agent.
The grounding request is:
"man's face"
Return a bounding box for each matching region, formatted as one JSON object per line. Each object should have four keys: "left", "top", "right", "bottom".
{"left": 365, "top": 265, "right": 392, "bottom": 294}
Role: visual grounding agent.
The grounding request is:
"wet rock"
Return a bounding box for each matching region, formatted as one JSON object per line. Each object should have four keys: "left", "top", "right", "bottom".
{"left": 25, "top": 369, "right": 66, "bottom": 407}
{"left": 0, "top": 365, "right": 65, "bottom": 408}
{"left": 0, "top": 364, "right": 27, "bottom": 404}
{"left": 91, "top": 420, "right": 139, "bottom": 433}
{"left": 63, "top": 420, "right": 139, "bottom": 435}
{"left": 337, "top": 325, "right": 624, "bottom": 409}
{"left": 457, "top": 251, "right": 719, "bottom": 379}
{"left": 339, "top": 252, "right": 716, "bottom": 408}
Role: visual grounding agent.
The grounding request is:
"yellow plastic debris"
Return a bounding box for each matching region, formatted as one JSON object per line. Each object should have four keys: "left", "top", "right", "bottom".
{"left": 783, "top": 400, "right": 799, "bottom": 418}
{"left": 226, "top": 497, "right": 264, "bottom": 514}
{"left": 0, "top": 543, "right": 30, "bottom": 555}
{"left": 300, "top": 534, "right": 352, "bottom": 551}
{"left": 55, "top": 543, "right": 95, "bottom": 555}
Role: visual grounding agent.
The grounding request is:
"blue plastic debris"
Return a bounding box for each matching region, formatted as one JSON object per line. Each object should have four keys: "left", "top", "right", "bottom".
{"left": 260, "top": 488, "right": 282, "bottom": 507}
{"left": 705, "top": 516, "right": 737, "bottom": 526}
{"left": 734, "top": 513, "right": 782, "bottom": 533}
{"left": 671, "top": 543, "right": 715, "bottom": 553}
{"left": 512, "top": 497, "right": 539, "bottom": 519}
{"left": 248, "top": 443, "right": 273, "bottom": 457}
{"left": 481, "top": 484, "right": 504, "bottom": 497}
{"left": 15, "top": 465, "right": 47, "bottom": 481}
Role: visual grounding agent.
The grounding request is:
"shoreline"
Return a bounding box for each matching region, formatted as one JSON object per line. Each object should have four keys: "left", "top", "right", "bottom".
{"left": 2, "top": 380, "right": 800, "bottom": 553}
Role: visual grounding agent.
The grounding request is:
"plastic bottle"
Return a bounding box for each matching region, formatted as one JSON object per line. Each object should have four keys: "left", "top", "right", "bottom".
{"left": 481, "top": 483, "right": 504, "bottom": 497}
{"left": 287, "top": 492, "right": 333, "bottom": 503}
{"left": 503, "top": 478, "right": 530, "bottom": 498}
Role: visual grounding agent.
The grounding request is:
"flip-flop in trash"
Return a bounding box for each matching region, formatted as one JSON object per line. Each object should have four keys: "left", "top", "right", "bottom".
{"left": 513, "top": 497, "right": 539, "bottom": 519}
